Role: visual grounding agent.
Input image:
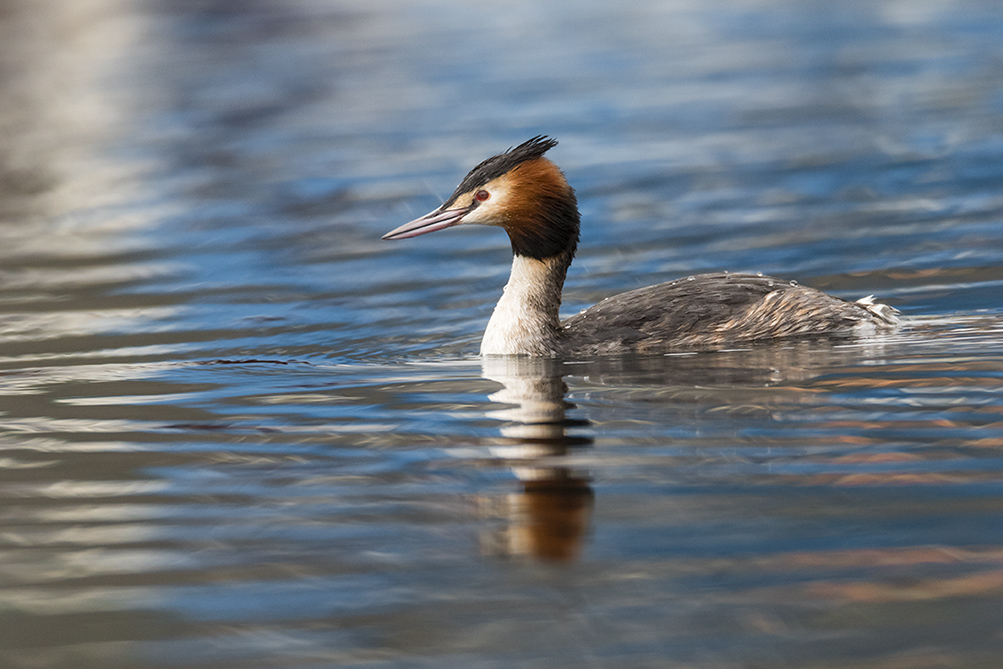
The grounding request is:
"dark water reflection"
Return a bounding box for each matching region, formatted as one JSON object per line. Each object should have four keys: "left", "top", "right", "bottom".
{"left": 2, "top": 0, "right": 1003, "bottom": 667}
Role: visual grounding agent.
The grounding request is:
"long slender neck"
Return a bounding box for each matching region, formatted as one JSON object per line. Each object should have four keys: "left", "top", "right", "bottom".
{"left": 480, "top": 250, "right": 573, "bottom": 356}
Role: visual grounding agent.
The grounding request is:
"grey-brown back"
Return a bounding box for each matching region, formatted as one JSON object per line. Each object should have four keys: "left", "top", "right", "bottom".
{"left": 561, "top": 272, "right": 897, "bottom": 355}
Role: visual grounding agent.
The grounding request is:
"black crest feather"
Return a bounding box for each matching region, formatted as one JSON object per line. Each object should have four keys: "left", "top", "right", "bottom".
{"left": 441, "top": 136, "right": 558, "bottom": 209}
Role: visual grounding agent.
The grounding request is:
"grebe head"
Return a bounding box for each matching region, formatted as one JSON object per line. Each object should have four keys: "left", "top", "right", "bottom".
{"left": 382, "top": 136, "right": 580, "bottom": 260}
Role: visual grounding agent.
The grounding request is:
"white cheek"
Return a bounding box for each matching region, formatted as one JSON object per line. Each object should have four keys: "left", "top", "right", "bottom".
{"left": 464, "top": 200, "right": 502, "bottom": 225}
{"left": 462, "top": 182, "right": 511, "bottom": 226}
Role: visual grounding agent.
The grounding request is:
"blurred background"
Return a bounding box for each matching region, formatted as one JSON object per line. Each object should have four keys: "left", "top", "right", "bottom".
{"left": 1, "top": 0, "right": 1003, "bottom": 667}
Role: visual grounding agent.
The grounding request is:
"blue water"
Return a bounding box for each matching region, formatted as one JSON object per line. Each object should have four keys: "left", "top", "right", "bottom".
{"left": 1, "top": 0, "right": 1003, "bottom": 667}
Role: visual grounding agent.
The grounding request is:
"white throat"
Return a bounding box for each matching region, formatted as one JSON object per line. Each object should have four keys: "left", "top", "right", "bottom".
{"left": 480, "top": 254, "right": 568, "bottom": 356}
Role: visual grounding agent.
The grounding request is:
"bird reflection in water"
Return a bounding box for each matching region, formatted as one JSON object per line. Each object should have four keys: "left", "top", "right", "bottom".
{"left": 478, "top": 357, "right": 593, "bottom": 563}
{"left": 473, "top": 338, "right": 908, "bottom": 561}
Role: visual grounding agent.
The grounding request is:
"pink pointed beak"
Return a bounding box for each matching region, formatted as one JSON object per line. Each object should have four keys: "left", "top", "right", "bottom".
{"left": 382, "top": 206, "right": 471, "bottom": 240}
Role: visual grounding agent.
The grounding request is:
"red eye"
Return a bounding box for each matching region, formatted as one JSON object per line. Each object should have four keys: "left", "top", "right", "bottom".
{"left": 475, "top": 190, "right": 490, "bottom": 202}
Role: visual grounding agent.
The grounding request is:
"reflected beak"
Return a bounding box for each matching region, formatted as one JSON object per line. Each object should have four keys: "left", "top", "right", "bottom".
{"left": 382, "top": 206, "right": 471, "bottom": 240}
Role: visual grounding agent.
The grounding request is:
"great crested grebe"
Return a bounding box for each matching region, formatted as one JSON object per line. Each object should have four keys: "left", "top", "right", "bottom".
{"left": 383, "top": 136, "right": 898, "bottom": 356}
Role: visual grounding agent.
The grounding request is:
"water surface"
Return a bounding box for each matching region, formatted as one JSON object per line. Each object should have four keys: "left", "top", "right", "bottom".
{"left": 2, "top": 0, "right": 1003, "bottom": 667}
